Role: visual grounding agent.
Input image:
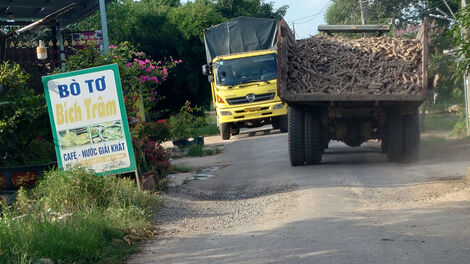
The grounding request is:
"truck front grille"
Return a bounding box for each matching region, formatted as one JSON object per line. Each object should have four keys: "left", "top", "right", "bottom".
{"left": 226, "top": 92, "right": 275, "bottom": 105}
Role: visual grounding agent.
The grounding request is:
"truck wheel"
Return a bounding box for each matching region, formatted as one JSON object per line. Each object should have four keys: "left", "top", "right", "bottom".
{"left": 288, "top": 106, "right": 305, "bottom": 166}
{"left": 381, "top": 128, "right": 388, "bottom": 153}
{"left": 322, "top": 127, "right": 329, "bottom": 150}
{"left": 220, "top": 123, "right": 231, "bottom": 140}
{"left": 386, "top": 110, "right": 404, "bottom": 162}
{"left": 272, "top": 117, "right": 280, "bottom": 129}
{"left": 231, "top": 127, "right": 240, "bottom": 136}
{"left": 305, "top": 111, "right": 322, "bottom": 164}
{"left": 403, "top": 110, "right": 420, "bottom": 162}
{"left": 279, "top": 114, "right": 288, "bottom": 133}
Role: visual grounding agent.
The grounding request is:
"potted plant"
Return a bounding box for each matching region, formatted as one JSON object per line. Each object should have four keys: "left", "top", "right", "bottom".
{"left": 0, "top": 62, "right": 57, "bottom": 189}
{"left": 168, "top": 101, "right": 207, "bottom": 148}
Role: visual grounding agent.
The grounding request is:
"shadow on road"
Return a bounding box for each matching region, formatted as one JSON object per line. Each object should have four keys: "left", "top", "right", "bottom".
{"left": 133, "top": 199, "right": 470, "bottom": 264}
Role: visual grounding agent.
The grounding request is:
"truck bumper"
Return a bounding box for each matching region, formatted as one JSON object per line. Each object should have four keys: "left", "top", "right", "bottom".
{"left": 218, "top": 101, "right": 287, "bottom": 124}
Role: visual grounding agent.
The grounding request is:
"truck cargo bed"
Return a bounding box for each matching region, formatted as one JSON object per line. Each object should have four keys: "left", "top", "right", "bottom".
{"left": 277, "top": 20, "right": 429, "bottom": 104}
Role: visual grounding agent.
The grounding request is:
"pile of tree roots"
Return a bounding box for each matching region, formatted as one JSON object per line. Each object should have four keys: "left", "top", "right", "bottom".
{"left": 287, "top": 36, "right": 423, "bottom": 95}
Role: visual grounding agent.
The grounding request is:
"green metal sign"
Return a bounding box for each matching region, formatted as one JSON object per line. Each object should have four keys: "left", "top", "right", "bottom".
{"left": 42, "top": 64, "right": 136, "bottom": 175}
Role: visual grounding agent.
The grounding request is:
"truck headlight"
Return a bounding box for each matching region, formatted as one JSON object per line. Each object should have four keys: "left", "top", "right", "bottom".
{"left": 220, "top": 111, "right": 232, "bottom": 116}
{"left": 273, "top": 103, "right": 284, "bottom": 110}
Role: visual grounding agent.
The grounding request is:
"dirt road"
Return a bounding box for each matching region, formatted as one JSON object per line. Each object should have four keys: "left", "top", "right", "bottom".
{"left": 128, "top": 128, "right": 470, "bottom": 264}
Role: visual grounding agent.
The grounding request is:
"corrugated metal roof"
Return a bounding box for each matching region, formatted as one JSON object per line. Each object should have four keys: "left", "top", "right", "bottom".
{"left": 0, "top": 0, "right": 109, "bottom": 27}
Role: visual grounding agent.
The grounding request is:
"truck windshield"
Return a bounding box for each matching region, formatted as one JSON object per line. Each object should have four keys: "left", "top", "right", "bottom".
{"left": 215, "top": 53, "right": 277, "bottom": 86}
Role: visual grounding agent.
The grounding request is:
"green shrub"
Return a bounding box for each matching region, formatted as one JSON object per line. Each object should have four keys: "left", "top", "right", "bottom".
{"left": 451, "top": 105, "right": 467, "bottom": 137}
{"left": 424, "top": 114, "right": 460, "bottom": 131}
{"left": 452, "top": 117, "right": 467, "bottom": 137}
{"left": 168, "top": 101, "right": 207, "bottom": 140}
{"left": 187, "top": 144, "right": 204, "bottom": 157}
{"left": 0, "top": 62, "right": 54, "bottom": 166}
{"left": 0, "top": 167, "right": 160, "bottom": 263}
{"left": 141, "top": 120, "right": 171, "bottom": 143}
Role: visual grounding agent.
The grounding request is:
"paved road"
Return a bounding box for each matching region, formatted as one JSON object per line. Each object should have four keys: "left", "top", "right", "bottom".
{"left": 128, "top": 129, "right": 470, "bottom": 264}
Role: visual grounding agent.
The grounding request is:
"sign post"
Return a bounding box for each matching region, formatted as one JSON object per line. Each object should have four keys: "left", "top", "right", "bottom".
{"left": 42, "top": 64, "right": 137, "bottom": 176}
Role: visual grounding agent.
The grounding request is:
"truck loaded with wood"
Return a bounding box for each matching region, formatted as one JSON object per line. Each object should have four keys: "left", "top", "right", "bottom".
{"left": 277, "top": 19, "right": 431, "bottom": 166}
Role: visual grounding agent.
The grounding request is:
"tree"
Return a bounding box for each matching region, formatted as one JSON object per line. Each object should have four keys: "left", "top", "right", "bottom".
{"left": 216, "top": 0, "right": 287, "bottom": 19}
{"left": 325, "top": 0, "right": 360, "bottom": 25}
{"left": 72, "top": 0, "right": 288, "bottom": 115}
{"left": 325, "top": 0, "right": 460, "bottom": 26}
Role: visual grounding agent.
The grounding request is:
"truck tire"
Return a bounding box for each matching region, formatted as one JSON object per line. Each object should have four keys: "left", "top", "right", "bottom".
{"left": 220, "top": 123, "right": 231, "bottom": 140}
{"left": 272, "top": 117, "right": 280, "bottom": 129}
{"left": 322, "top": 127, "right": 329, "bottom": 150}
{"left": 305, "top": 111, "right": 322, "bottom": 164}
{"left": 386, "top": 110, "right": 404, "bottom": 162}
{"left": 381, "top": 128, "right": 388, "bottom": 153}
{"left": 279, "top": 114, "right": 288, "bottom": 133}
{"left": 288, "top": 106, "right": 305, "bottom": 166}
{"left": 231, "top": 127, "right": 240, "bottom": 136}
{"left": 403, "top": 110, "right": 420, "bottom": 162}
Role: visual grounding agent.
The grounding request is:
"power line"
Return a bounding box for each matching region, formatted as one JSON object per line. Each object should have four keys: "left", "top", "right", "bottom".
{"left": 288, "top": 0, "right": 331, "bottom": 24}
{"left": 442, "top": 0, "right": 456, "bottom": 19}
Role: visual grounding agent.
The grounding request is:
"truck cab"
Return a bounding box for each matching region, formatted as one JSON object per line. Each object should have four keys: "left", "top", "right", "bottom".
{"left": 203, "top": 49, "right": 287, "bottom": 139}
{"left": 202, "top": 16, "right": 288, "bottom": 140}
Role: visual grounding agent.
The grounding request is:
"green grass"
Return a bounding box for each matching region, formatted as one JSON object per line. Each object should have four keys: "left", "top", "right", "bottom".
{"left": 421, "top": 136, "right": 449, "bottom": 150}
{"left": 187, "top": 144, "right": 223, "bottom": 157}
{"left": 171, "top": 164, "right": 191, "bottom": 173}
{"left": 187, "top": 144, "right": 205, "bottom": 157}
{"left": 0, "top": 167, "right": 160, "bottom": 264}
{"left": 197, "top": 112, "right": 219, "bottom": 136}
{"left": 424, "top": 113, "right": 460, "bottom": 131}
{"left": 197, "top": 124, "right": 219, "bottom": 136}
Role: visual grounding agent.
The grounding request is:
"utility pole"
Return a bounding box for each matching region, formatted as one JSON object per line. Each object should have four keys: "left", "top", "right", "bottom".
{"left": 462, "top": 0, "right": 470, "bottom": 180}
{"left": 99, "top": 0, "right": 110, "bottom": 54}
{"left": 292, "top": 22, "right": 296, "bottom": 40}
{"left": 359, "top": 0, "right": 368, "bottom": 25}
{"left": 462, "top": 0, "right": 470, "bottom": 136}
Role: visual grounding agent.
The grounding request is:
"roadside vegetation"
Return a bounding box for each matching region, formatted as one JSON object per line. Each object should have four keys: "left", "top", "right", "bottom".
{"left": 197, "top": 112, "right": 219, "bottom": 137}
{"left": 0, "top": 167, "right": 160, "bottom": 264}
{"left": 72, "top": 0, "right": 288, "bottom": 114}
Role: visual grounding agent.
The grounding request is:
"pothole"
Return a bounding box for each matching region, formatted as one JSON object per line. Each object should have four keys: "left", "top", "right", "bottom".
{"left": 193, "top": 173, "right": 215, "bottom": 181}
{"left": 200, "top": 165, "right": 223, "bottom": 173}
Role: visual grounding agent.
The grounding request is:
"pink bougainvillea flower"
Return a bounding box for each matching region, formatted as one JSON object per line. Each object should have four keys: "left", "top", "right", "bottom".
{"left": 151, "top": 76, "right": 158, "bottom": 83}
{"left": 126, "top": 62, "right": 132, "bottom": 67}
{"left": 178, "top": 59, "right": 183, "bottom": 63}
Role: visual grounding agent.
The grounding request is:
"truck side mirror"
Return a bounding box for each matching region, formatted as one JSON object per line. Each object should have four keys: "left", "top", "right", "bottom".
{"left": 202, "top": 64, "right": 211, "bottom": 75}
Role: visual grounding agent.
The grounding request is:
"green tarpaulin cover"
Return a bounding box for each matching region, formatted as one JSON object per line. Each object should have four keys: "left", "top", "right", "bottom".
{"left": 204, "top": 16, "right": 278, "bottom": 64}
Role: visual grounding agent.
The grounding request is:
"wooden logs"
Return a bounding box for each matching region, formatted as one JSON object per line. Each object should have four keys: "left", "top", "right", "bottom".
{"left": 287, "top": 36, "right": 423, "bottom": 95}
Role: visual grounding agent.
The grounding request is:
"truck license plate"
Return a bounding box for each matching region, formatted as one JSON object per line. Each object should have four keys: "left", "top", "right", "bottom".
{"left": 245, "top": 106, "right": 261, "bottom": 112}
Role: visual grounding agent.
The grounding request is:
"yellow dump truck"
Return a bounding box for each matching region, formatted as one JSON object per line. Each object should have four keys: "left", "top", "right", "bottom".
{"left": 202, "top": 17, "right": 288, "bottom": 140}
